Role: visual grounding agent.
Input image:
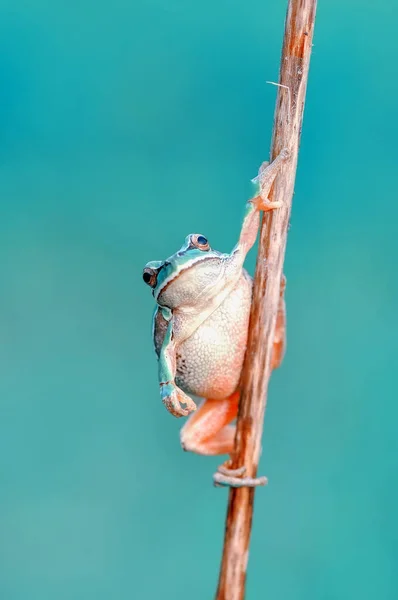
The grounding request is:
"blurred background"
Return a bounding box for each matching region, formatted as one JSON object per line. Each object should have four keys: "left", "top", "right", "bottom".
{"left": 1, "top": 0, "right": 397, "bottom": 598}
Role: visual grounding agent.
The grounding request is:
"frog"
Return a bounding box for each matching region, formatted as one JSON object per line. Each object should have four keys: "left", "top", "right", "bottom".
{"left": 142, "top": 149, "right": 289, "bottom": 484}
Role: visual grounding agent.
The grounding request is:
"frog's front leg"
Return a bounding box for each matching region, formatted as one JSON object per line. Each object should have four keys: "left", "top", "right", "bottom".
{"left": 234, "top": 148, "right": 290, "bottom": 262}
{"left": 158, "top": 318, "right": 197, "bottom": 417}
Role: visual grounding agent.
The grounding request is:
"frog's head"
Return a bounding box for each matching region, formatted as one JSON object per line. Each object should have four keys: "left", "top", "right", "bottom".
{"left": 142, "top": 234, "right": 226, "bottom": 309}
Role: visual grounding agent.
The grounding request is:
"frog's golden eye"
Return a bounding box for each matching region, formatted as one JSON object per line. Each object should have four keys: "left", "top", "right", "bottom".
{"left": 191, "top": 234, "right": 210, "bottom": 251}
{"left": 142, "top": 267, "right": 157, "bottom": 288}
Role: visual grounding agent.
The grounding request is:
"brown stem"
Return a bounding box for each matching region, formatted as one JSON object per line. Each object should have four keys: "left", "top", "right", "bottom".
{"left": 215, "top": 1, "right": 317, "bottom": 598}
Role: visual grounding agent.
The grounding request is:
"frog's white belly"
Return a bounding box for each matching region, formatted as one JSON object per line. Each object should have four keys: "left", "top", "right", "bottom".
{"left": 154, "top": 271, "right": 252, "bottom": 400}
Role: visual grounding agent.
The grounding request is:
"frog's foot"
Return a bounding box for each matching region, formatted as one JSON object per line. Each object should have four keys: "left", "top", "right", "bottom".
{"left": 254, "top": 196, "right": 283, "bottom": 212}
{"left": 161, "top": 383, "right": 197, "bottom": 418}
{"left": 252, "top": 147, "right": 290, "bottom": 212}
{"left": 213, "top": 460, "right": 268, "bottom": 488}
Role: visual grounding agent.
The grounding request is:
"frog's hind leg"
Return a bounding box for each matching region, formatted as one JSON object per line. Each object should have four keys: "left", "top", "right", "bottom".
{"left": 180, "top": 392, "right": 239, "bottom": 456}
{"left": 271, "top": 274, "right": 287, "bottom": 370}
{"left": 181, "top": 392, "right": 270, "bottom": 487}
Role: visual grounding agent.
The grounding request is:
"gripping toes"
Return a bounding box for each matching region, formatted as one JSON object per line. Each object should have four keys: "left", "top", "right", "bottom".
{"left": 258, "top": 198, "right": 283, "bottom": 211}
{"left": 252, "top": 147, "right": 290, "bottom": 211}
{"left": 213, "top": 461, "right": 268, "bottom": 488}
{"left": 160, "top": 382, "right": 197, "bottom": 417}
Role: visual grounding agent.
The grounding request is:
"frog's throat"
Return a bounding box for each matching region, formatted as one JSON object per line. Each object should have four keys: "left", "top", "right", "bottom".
{"left": 154, "top": 254, "right": 223, "bottom": 302}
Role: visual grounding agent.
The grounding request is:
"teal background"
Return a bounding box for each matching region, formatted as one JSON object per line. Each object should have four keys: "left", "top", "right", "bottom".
{"left": 1, "top": 1, "right": 397, "bottom": 599}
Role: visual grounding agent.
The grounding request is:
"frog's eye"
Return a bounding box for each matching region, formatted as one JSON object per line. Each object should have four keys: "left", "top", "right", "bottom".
{"left": 191, "top": 234, "right": 210, "bottom": 251}
{"left": 142, "top": 267, "right": 158, "bottom": 288}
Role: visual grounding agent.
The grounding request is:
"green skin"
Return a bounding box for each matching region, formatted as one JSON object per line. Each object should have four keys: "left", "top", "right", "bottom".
{"left": 158, "top": 318, "right": 174, "bottom": 405}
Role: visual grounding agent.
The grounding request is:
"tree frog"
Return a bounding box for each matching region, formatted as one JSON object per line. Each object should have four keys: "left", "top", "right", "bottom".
{"left": 142, "top": 150, "right": 288, "bottom": 470}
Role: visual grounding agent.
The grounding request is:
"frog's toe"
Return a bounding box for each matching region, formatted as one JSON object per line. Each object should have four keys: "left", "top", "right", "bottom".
{"left": 217, "top": 461, "right": 247, "bottom": 477}
{"left": 181, "top": 393, "right": 197, "bottom": 414}
{"left": 213, "top": 461, "right": 268, "bottom": 488}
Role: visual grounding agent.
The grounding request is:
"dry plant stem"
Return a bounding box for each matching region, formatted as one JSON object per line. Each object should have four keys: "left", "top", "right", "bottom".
{"left": 215, "top": 1, "right": 317, "bottom": 599}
